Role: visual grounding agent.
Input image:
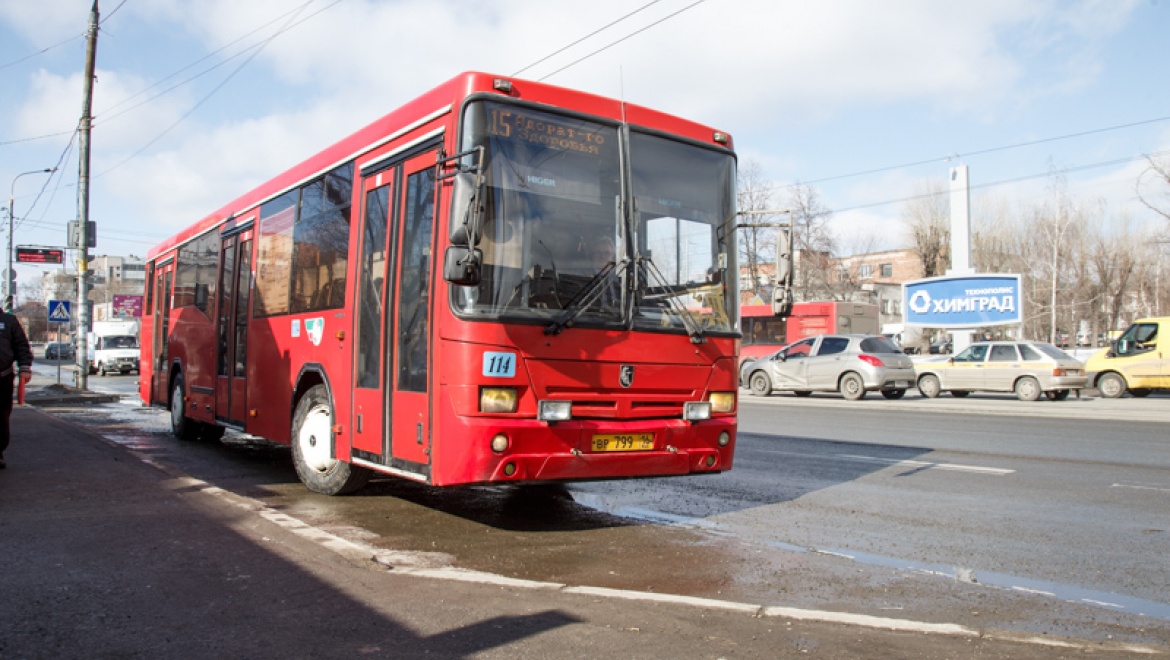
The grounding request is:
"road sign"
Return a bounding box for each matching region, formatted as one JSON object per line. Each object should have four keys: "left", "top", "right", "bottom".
{"left": 49, "top": 299, "right": 72, "bottom": 324}
{"left": 17, "top": 247, "right": 65, "bottom": 264}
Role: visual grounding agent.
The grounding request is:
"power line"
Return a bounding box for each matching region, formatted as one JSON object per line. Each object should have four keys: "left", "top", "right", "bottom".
{"left": 512, "top": 1, "right": 663, "bottom": 78}
{"left": 95, "top": 0, "right": 341, "bottom": 178}
{"left": 829, "top": 147, "right": 1170, "bottom": 215}
{"left": 0, "top": 32, "right": 84, "bottom": 71}
{"left": 794, "top": 115, "right": 1170, "bottom": 188}
{"left": 96, "top": 0, "right": 325, "bottom": 122}
{"left": 537, "top": 0, "right": 709, "bottom": 81}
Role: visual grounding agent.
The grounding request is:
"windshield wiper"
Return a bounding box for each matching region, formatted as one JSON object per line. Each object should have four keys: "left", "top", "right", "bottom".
{"left": 545, "top": 260, "right": 625, "bottom": 335}
{"left": 638, "top": 256, "right": 707, "bottom": 344}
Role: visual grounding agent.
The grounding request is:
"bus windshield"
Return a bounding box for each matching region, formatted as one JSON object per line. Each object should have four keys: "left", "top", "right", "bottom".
{"left": 452, "top": 100, "right": 737, "bottom": 335}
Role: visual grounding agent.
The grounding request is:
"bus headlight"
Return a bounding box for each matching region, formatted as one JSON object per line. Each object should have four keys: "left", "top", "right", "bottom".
{"left": 684, "top": 402, "right": 712, "bottom": 421}
{"left": 708, "top": 391, "right": 735, "bottom": 413}
{"left": 538, "top": 400, "right": 572, "bottom": 422}
{"left": 480, "top": 387, "right": 518, "bottom": 413}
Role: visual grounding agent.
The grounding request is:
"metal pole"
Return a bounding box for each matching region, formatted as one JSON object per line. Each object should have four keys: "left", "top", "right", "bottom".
{"left": 7, "top": 169, "right": 55, "bottom": 311}
{"left": 76, "top": 0, "right": 99, "bottom": 390}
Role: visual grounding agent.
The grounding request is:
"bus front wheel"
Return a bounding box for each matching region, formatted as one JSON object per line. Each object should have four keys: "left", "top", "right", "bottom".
{"left": 291, "top": 385, "right": 370, "bottom": 496}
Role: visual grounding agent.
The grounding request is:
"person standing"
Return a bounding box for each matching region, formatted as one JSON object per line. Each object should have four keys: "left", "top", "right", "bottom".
{"left": 0, "top": 309, "right": 34, "bottom": 469}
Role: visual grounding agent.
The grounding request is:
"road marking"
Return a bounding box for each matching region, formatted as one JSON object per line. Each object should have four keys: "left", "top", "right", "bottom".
{"left": 759, "top": 448, "right": 1014, "bottom": 476}
{"left": 1112, "top": 483, "right": 1170, "bottom": 493}
{"left": 841, "top": 453, "right": 1015, "bottom": 475}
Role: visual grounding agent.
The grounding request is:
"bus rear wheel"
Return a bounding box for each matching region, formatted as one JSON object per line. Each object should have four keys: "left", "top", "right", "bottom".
{"left": 291, "top": 385, "right": 370, "bottom": 496}
{"left": 170, "top": 375, "right": 200, "bottom": 441}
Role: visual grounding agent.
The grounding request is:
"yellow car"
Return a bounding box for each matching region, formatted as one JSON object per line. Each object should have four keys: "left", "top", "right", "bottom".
{"left": 914, "top": 341, "right": 1087, "bottom": 401}
{"left": 1084, "top": 317, "right": 1168, "bottom": 398}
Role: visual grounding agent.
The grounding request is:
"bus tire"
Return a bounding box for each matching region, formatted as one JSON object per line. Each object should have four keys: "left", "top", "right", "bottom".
{"left": 170, "top": 375, "right": 200, "bottom": 442}
{"left": 1096, "top": 372, "right": 1126, "bottom": 399}
{"left": 291, "top": 385, "right": 370, "bottom": 496}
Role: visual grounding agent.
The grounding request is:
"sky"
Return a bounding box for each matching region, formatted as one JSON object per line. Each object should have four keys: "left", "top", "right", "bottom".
{"left": 2, "top": 0, "right": 1170, "bottom": 293}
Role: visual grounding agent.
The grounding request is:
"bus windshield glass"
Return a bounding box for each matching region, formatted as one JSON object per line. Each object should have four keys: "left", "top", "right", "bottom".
{"left": 452, "top": 100, "right": 737, "bottom": 336}
{"left": 629, "top": 130, "right": 737, "bottom": 335}
{"left": 453, "top": 100, "right": 623, "bottom": 323}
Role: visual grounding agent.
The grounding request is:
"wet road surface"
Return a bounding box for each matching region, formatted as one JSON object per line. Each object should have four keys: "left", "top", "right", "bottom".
{"left": 39, "top": 369, "right": 1170, "bottom": 650}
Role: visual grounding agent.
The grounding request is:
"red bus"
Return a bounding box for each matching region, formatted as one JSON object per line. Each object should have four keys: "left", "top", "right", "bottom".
{"left": 739, "top": 301, "right": 879, "bottom": 366}
{"left": 140, "top": 72, "right": 740, "bottom": 495}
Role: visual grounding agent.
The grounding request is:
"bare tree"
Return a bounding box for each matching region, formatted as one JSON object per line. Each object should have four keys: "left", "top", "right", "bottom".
{"left": 901, "top": 179, "right": 950, "bottom": 278}
{"left": 736, "top": 160, "right": 778, "bottom": 302}
{"left": 784, "top": 183, "right": 837, "bottom": 300}
{"left": 1136, "top": 156, "right": 1170, "bottom": 222}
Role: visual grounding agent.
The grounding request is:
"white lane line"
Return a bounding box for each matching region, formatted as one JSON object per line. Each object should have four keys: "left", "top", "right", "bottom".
{"left": 748, "top": 449, "right": 1015, "bottom": 475}
{"left": 841, "top": 454, "right": 1015, "bottom": 475}
{"left": 1112, "top": 483, "right": 1170, "bottom": 493}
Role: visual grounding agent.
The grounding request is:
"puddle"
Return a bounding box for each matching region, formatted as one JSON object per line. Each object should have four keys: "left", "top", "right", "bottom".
{"left": 572, "top": 494, "right": 1170, "bottom": 622}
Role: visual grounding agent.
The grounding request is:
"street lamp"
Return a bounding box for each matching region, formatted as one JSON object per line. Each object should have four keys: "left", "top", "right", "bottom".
{"left": 6, "top": 168, "right": 56, "bottom": 311}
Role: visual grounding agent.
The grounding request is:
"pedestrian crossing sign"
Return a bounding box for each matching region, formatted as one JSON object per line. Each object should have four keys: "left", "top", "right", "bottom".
{"left": 49, "top": 299, "right": 72, "bottom": 323}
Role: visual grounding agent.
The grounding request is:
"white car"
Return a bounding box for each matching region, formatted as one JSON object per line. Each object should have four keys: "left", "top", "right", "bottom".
{"left": 741, "top": 334, "right": 916, "bottom": 400}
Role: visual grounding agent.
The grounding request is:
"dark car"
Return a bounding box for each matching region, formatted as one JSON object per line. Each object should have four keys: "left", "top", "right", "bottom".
{"left": 928, "top": 338, "right": 952, "bottom": 355}
{"left": 45, "top": 342, "right": 74, "bottom": 360}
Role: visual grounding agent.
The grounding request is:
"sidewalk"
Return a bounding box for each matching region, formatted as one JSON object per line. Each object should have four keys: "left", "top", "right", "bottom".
{"left": 1, "top": 399, "right": 1153, "bottom": 657}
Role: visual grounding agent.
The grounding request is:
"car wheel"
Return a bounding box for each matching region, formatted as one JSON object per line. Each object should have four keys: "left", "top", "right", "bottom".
{"left": 291, "top": 384, "right": 370, "bottom": 495}
{"left": 917, "top": 374, "right": 941, "bottom": 399}
{"left": 1014, "top": 376, "right": 1041, "bottom": 402}
{"left": 1096, "top": 372, "right": 1126, "bottom": 399}
{"left": 839, "top": 372, "right": 865, "bottom": 401}
{"left": 881, "top": 388, "right": 905, "bottom": 400}
{"left": 1045, "top": 389, "right": 1070, "bottom": 401}
{"left": 749, "top": 372, "right": 772, "bottom": 397}
{"left": 1129, "top": 388, "right": 1151, "bottom": 398}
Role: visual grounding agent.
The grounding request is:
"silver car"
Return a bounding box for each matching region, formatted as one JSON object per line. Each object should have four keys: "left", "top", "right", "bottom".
{"left": 741, "top": 334, "right": 917, "bottom": 400}
{"left": 914, "top": 341, "right": 1087, "bottom": 401}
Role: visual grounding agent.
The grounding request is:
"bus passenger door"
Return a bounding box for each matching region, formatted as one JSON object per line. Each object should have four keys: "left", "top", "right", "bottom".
{"left": 151, "top": 261, "right": 174, "bottom": 406}
{"left": 388, "top": 152, "right": 438, "bottom": 469}
{"left": 215, "top": 228, "right": 253, "bottom": 425}
{"left": 351, "top": 174, "right": 394, "bottom": 459}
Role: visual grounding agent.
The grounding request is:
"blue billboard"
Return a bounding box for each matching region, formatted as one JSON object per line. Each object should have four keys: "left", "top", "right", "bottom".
{"left": 902, "top": 274, "right": 1022, "bottom": 328}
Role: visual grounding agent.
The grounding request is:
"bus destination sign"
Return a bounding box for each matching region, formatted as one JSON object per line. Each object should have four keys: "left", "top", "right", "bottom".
{"left": 16, "top": 247, "right": 65, "bottom": 264}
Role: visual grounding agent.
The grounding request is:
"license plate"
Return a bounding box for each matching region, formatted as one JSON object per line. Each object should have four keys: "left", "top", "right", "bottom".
{"left": 591, "top": 433, "right": 655, "bottom": 452}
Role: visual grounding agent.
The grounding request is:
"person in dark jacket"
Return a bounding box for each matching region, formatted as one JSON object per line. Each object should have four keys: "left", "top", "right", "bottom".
{"left": 0, "top": 310, "right": 34, "bottom": 469}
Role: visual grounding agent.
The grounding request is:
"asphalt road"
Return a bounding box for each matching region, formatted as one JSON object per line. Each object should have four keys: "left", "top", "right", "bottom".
{"left": 33, "top": 363, "right": 1170, "bottom": 651}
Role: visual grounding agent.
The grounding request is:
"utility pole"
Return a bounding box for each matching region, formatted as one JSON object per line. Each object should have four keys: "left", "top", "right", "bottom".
{"left": 76, "top": 0, "right": 98, "bottom": 390}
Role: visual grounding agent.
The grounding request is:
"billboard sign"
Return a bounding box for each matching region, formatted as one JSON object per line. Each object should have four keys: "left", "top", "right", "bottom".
{"left": 902, "top": 274, "right": 1022, "bottom": 328}
{"left": 112, "top": 294, "right": 143, "bottom": 318}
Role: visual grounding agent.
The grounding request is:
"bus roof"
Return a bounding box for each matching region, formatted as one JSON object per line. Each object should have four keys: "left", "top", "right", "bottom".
{"left": 146, "top": 71, "right": 733, "bottom": 261}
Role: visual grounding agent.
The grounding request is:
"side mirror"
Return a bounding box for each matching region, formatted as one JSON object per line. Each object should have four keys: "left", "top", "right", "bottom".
{"left": 448, "top": 172, "right": 479, "bottom": 245}
{"left": 443, "top": 246, "right": 482, "bottom": 286}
